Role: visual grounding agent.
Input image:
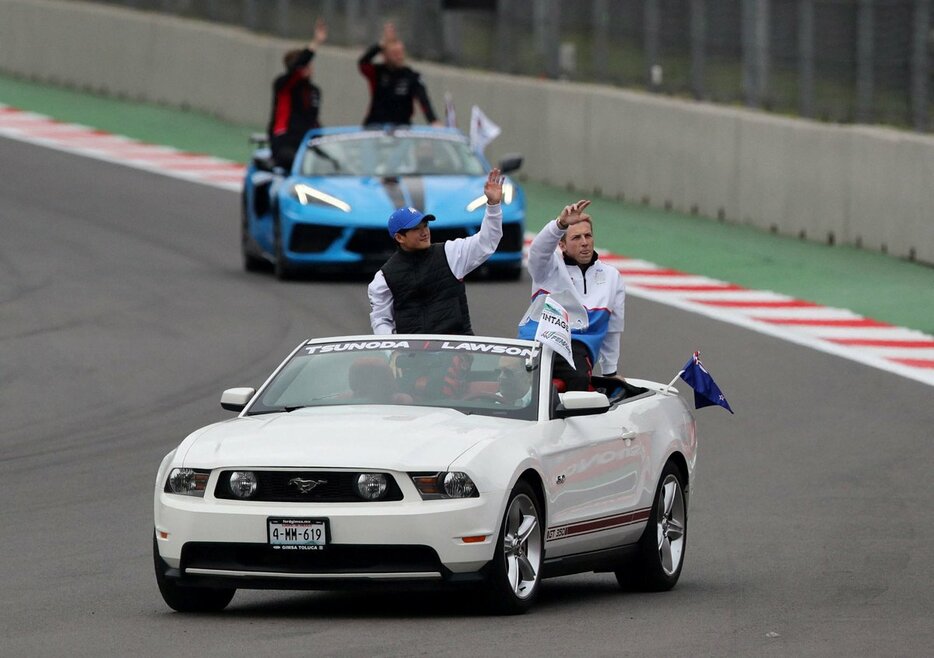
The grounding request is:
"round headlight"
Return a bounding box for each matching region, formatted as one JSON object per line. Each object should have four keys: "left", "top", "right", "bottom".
{"left": 228, "top": 471, "right": 257, "bottom": 499}
{"left": 356, "top": 473, "right": 388, "bottom": 500}
{"left": 443, "top": 472, "right": 477, "bottom": 498}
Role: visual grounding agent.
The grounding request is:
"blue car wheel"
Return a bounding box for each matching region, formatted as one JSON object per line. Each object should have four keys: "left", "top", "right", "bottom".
{"left": 273, "top": 214, "right": 294, "bottom": 281}
{"left": 241, "top": 198, "right": 267, "bottom": 273}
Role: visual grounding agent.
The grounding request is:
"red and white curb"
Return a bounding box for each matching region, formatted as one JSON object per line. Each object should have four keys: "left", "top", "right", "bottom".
{"left": 600, "top": 255, "right": 934, "bottom": 386}
{"left": 520, "top": 253, "right": 934, "bottom": 388}
{"left": 3, "top": 104, "right": 932, "bottom": 387}
{"left": 0, "top": 105, "right": 244, "bottom": 190}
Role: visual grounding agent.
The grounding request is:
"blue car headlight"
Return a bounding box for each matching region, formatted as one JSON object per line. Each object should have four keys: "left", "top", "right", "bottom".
{"left": 289, "top": 183, "right": 352, "bottom": 212}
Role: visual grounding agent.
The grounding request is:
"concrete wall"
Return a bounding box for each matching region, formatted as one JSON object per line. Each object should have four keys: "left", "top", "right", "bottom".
{"left": 2, "top": 0, "right": 931, "bottom": 264}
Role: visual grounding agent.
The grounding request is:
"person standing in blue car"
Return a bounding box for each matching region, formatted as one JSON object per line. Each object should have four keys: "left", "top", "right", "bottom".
{"left": 368, "top": 169, "right": 504, "bottom": 335}
{"left": 267, "top": 18, "right": 327, "bottom": 169}
{"left": 358, "top": 22, "right": 440, "bottom": 126}
{"left": 518, "top": 200, "right": 626, "bottom": 390}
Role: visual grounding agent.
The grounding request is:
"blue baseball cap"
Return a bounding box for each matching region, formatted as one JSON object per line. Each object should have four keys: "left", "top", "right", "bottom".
{"left": 387, "top": 207, "right": 435, "bottom": 237}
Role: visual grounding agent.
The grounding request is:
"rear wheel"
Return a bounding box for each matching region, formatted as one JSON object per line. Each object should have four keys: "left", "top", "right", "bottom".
{"left": 486, "top": 481, "right": 544, "bottom": 614}
{"left": 615, "top": 461, "right": 687, "bottom": 591}
{"left": 153, "top": 533, "right": 235, "bottom": 612}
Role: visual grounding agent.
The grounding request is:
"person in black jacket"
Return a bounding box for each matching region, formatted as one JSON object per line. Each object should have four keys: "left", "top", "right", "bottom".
{"left": 267, "top": 18, "right": 327, "bottom": 169}
{"left": 367, "top": 169, "right": 504, "bottom": 335}
{"left": 358, "top": 22, "right": 440, "bottom": 126}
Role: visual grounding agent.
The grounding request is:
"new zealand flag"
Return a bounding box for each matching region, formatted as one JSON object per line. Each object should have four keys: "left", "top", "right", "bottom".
{"left": 679, "top": 352, "right": 733, "bottom": 413}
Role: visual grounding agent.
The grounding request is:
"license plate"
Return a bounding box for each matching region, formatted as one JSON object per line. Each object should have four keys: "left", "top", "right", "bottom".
{"left": 267, "top": 518, "right": 328, "bottom": 551}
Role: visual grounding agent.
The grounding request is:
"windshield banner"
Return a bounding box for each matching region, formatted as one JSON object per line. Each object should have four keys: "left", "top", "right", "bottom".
{"left": 534, "top": 296, "right": 575, "bottom": 368}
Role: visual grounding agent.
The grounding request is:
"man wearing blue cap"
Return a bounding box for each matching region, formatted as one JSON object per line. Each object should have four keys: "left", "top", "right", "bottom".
{"left": 368, "top": 168, "right": 504, "bottom": 335}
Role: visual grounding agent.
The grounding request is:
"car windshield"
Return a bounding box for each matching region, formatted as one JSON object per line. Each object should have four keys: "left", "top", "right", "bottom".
{"left": 248, "top": 338, "right": 540, "bottom": 420}
{"left": 300, "top": 132, "right": 487, "bottom": 177}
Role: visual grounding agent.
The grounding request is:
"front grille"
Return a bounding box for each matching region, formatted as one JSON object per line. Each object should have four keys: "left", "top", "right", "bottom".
{"left": 181, "top": 542, "right": 442, "bottom": 575}
{"left": 496, "top": 222, "right": 523, "bottom": 252}
{"left": 289, "top": 224, "right": 343, "bottom": 253}
{"left": 429, "top": 227, "right": 471, "bottom": 242}
{"left": 345, "top": 228, "right": 395, "bottom": 258}
{"left": 344, "top": 226, "right": 474, "bottom": 260}
{"left": 214, "top": 471, "right": 404, "bottom": 502}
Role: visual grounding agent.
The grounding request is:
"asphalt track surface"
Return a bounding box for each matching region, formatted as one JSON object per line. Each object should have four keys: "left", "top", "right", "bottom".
{"left": 2, "top": 137, "right": 933, "bottom": 656}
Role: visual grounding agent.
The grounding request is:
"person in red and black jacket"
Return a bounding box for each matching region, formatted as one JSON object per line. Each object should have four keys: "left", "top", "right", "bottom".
{"left": 358, "top": 22, "right": 440, "bottom": 127}
{"left": 267, "top": 18, "right": 327, "bottom": 169}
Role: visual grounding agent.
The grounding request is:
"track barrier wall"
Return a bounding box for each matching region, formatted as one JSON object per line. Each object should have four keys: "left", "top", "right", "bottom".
{"left": 1, "top": 0, "right": 931, "bottom": 264}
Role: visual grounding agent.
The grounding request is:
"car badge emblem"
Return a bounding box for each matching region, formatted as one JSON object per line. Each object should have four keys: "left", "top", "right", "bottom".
{"left": 289, "top": 477, "right": 327, "bottom": 493}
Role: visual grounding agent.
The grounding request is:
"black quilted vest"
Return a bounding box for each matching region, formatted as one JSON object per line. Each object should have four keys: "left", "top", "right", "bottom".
{"left": 381, "top": 244, "right": 473, "bottom": 335}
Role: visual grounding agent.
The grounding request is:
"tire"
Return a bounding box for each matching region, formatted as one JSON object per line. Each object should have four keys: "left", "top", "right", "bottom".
{"left": 615, "top": 461, "right": 687, "bottom": 592}
{"left": 153, "top": 532, "right": 235, "bottom": 613}
{"left": 273, "top": 215, "right": 293, "bottom": 281}
{"left": 241, "top": 201, "right": 266, "bottom": 273}
{"left": 485, "top": 481, "right": 544, "bottom": 614}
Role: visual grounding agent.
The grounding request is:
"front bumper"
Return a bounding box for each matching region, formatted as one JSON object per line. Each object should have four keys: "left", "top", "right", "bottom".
{"left": 155, "top": 487, "right": 505, "bottom": 588}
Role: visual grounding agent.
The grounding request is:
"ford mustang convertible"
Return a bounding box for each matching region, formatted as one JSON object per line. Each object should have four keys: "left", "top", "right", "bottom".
{"left": 153, "top": 335, "right": 696, "bottom": 614}
{"left": 241, "top": 127, "right": 526, "bottom": 279}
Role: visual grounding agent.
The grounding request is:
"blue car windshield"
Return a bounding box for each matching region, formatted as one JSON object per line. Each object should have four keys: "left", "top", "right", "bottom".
{"left": 300, "top": 133, "right": 486, "bottom": 177}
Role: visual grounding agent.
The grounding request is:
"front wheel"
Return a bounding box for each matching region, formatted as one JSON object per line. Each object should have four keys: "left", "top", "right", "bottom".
{"left": 153, "top": 532, "right": 235, "bottom": 612}
{"left": 485, "top": 481, "right": 544, "bottom": 614}
{"left": 615, "top": 461, "right": 687, "bottom": 591}
{"left": 273, "top": 216, "right": 293, "bottom": 281}
{"left": 241, "top": 201, "right": 266, "bottom": 272}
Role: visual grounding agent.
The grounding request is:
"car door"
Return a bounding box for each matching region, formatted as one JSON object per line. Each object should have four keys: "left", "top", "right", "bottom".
{"left": 539, "top": 401, "right": 648, "bottom": 558}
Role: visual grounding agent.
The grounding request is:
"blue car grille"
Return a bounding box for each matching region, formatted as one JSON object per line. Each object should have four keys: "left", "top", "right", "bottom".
{"left": 344, "top": 228, "right": 397, "bottom": 260}
{"left": 302, "top": 222, "right": 522, "bottom": 261}
{"left": 344, "top": 227, "right": 477, "bottom": 259}
{"left": 289, "top": 225, "right": 344, "bottom": 253}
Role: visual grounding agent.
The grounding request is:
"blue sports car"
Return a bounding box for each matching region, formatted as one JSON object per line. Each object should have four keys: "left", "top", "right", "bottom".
{"left": 241, "top": 126, "right": 525, "bottom": 279}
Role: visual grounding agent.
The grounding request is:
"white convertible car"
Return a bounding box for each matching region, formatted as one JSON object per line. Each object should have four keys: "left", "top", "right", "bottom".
{"left": 154, "top": 335, "right": 697, "bottom": 614}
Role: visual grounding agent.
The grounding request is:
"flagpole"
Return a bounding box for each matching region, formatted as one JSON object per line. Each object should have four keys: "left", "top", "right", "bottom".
{"left": 667, "top": 370, "right": 684, "bottom": 388}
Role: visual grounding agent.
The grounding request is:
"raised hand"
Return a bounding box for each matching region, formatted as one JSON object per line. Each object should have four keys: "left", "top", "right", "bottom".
{"left": 312, "top": 17, "right": 328, "bottom": 47}
{"left": 558, "top": 199, "right": 591, "bottom": 227}
{"left": 381, "top": 22, "right": 397, "bottom": 47}
{"left": 484, "top": 167, "right": 504, "bottom": 205}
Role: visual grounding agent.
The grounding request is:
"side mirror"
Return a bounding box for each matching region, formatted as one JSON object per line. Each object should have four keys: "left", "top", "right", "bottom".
{"left": 251, "top": 149, "right": 275, "bottom": 173}
{"left": 220, "top": 387, "right": 256, "bottom": 412}
{"left": 498, "top": 153, "right": 523, "bottom": 174}
{"left": 554, "top": 391, "right": 610, "bottom": 418}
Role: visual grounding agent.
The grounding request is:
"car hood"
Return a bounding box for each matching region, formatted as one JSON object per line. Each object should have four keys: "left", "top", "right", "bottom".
{"left": 284, "top": 174, "right": 496, "bottom": 227}
{"left": 180, "top": 406, "right": 517, "bottom": 471}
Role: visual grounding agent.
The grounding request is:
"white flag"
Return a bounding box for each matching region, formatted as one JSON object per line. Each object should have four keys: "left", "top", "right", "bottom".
{"left": 534, "top": 296, "right": 575, "bottom": 369}
{"left": 469, "top": 105, "right": 501, "bottom": 154}
{"left": 444, "top": 92, "right": 457, "bottom": 129}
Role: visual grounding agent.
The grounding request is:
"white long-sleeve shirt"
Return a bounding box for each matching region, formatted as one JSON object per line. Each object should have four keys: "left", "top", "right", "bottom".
{"left": 368, "top": 203, "right": 503, "bottom": 334}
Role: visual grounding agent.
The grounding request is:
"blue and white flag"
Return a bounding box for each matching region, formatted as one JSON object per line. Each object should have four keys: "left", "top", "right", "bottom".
{"left": 679, "top": 352, "right": 733, "bottom": 413}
